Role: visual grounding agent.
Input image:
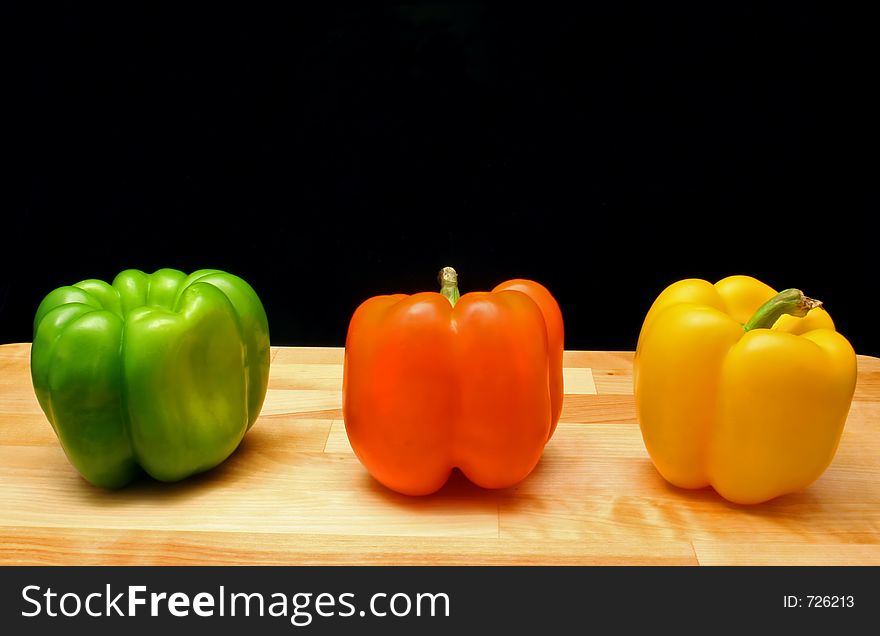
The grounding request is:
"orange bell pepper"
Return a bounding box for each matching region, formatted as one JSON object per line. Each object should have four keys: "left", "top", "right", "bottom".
{"left": 343, "top": 267, "right": 564, "bottom": 495}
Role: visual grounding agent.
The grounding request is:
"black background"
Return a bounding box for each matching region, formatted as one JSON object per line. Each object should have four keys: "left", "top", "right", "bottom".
{"left": 4, "top": 4, "right": 876, "bottom": 354}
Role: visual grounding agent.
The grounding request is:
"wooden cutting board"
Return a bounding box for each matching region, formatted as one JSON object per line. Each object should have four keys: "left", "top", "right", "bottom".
{"left": 1, "top": 343, "right": 878, "bottom": 565}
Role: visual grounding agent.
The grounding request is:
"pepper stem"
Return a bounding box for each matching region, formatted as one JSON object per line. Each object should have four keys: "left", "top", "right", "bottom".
{"left": 439, "top": 266, "right": 460, "bottom": 307}
{"left": 742, "top": 288, "right": 823, "bottom": 332}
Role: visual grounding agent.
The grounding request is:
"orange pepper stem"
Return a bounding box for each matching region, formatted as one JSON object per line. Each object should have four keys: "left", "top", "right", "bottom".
{"left": 742, "top": 288, "right": 823, "bottom": 332}
{"left": 438, "top": 267, "right": 460, "bottom": 307}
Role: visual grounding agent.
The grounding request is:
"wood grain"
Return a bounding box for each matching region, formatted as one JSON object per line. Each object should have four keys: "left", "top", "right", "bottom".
{"left": 1, "top": 343, "right": 878, "bottom": 566}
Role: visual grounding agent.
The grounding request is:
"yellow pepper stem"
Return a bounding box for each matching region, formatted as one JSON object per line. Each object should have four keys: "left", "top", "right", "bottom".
{"left": 438, "top": 267, "right": 460, "bottom": 307}
{"left": 743, "top": 288, "right": 823, "bottom": 332}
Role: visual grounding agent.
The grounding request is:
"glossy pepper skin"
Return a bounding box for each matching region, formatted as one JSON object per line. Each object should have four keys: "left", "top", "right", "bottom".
{"left": 634, "top": 275, "right": 856, "bottom": 504}
{"left": 31, "top": 268, "right": 270, "bottom": 488}
{"left": 343, "top": 272, "right": 563, "bottom": 496}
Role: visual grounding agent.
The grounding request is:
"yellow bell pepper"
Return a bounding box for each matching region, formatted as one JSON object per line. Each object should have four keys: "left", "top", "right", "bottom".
{"left": 634, "top": 275, "right": 857, "bottom": 504}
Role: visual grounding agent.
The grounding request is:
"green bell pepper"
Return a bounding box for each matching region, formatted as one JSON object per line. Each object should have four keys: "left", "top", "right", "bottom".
{"left": 31, "top": 268, "right": 271, "bottom": 488}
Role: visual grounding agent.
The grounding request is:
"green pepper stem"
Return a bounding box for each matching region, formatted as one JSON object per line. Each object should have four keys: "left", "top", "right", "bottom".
{"left": 742, "top": 288, "right": 823, "bottom": 332}
{"left": 439, "top": 267, "right": 460, "bottom": 307}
